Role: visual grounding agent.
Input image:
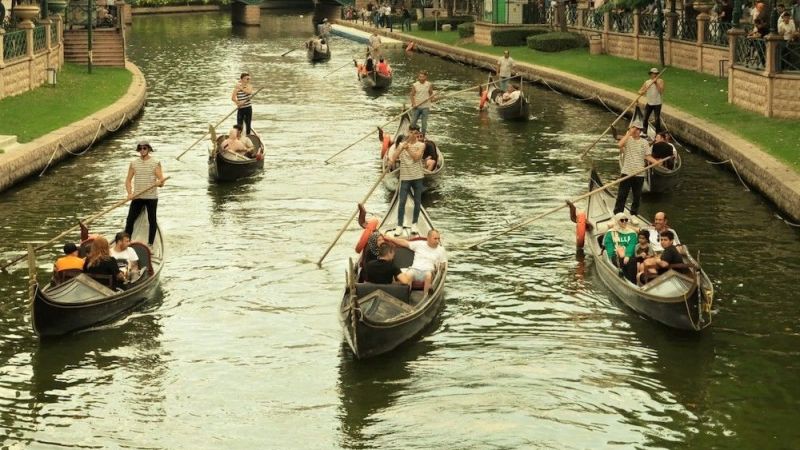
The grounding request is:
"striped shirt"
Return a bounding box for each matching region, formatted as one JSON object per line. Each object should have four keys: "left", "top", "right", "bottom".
{"left": 235, "top": 84, "right": 252, "bottom": 109}
{"left": 620, "top": 138, "right": 651, "bottom": 177}
{"left": 399, "top": 142, "right": 425, "bottom": 181}
{"left": 130, "top": 157, "right": 161, "bottom": 199}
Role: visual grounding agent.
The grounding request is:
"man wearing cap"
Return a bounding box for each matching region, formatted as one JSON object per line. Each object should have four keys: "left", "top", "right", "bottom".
{"left": 125, "top": 141, "right": 166, "bottom": 247}
{"left": 638, "top": 68, "right": 665, "bottom": 136}
{"left": 54, "top": 242, "right": 84, "bottom": 275}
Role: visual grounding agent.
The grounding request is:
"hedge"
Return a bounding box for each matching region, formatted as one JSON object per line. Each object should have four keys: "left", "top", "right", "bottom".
{"left": 458, "top": 22, "right": 475, "bottom": 38}
{"left": 489, "top": 26, "right": 550, "bottom": 46}
{"left": 416, "top": 15, "right": 474, "bottom": 31}
{"left": 526, "top": 32, "right": 587, "bottom": 52}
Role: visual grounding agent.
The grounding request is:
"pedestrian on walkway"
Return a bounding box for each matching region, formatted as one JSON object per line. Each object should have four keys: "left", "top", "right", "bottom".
{"left": 639, "top": 68, "right": 664, "bottom": 136}
{"left": 410, "top": 71, "right": 434, "bottom": 136}
{"left": 124, "top": 142, "right": 166, "bottom": 247}
{"left": 402, "top": 7, "right": 412, "bottom": 31}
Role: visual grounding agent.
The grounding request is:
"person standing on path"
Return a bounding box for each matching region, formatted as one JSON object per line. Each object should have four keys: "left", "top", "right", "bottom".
{"left": 496, "top": 50, "right": 515, "bottom": 90}
{"left": 125, "top": 142, "right": 166, "bottom": 247}
{"left": 639, "top": 68, "right": 664, "bottom": 136}
{"left": 231, "top": 72, "right": 254, "bottom": 135}
{"left": 388, "top": 128, "right": 425, "bottom": 236}
{"left": 614, "top": 125, "right": 653, "bottom": 217}
{"left": 410, "top": 71, "right": 434, "bottom": 136}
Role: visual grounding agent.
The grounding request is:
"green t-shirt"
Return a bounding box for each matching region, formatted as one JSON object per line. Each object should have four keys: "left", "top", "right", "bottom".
{"left": 603, "top": 229, "right": 638, "bottom": 260}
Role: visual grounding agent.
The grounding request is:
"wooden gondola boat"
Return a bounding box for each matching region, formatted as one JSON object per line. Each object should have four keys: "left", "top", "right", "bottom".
{"left": 32, "top": 212, "right": 164, "bottom": 337}
{"left": 584, "top": 169, "right": 713, "bottom": 331}
{"left": 628, "top": 106, "right": 682, "bottom": 193}
{"left": 484, "top": 76, "right": 529, "bottom": 121}
{"left": 306, "top": 39, "right": 331, "bottom": 62}
{"left": 339, "top": 193, "right": 447, "bottom": 359}
{"left": 379, "top": 113, "right": 444, "bottom": 192}
{"left": 208, "top": 126, "right": 265, "bottom": 182}
{"left": 358, "top": 68, "right": 392, "bottom": 90}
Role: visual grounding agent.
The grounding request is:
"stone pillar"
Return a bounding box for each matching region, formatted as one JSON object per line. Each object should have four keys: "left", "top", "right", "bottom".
{"left": 726, "top": 28, "right": 744, "bottom": 104}
{"left": 0, "top": 28, "right": 5, "bottom": 67}
{"left": 21, "top": 21, "right": 35, "bottom": 91}
{"left": 577, "top": 8, "right": 585, "bottom": 29}
{"left": 633, "top": 9, "right": 640, "bottom": 60}
{"left": 42, "top": 19, "right": 53, "bottom": 49}
{"left": 696, "top": 14, "right": 707, "bottom": 71}
{"left": 232, "top": 3, "right": 260, "bottom": 26}
{"left": 603, "top": 11, "right": 610, "bottom": 49}
{"left": 117, "top": 1, "right": 132, "bottom": 25}
{"left": 56, "top": 15, "right": 63, "bottom": 45}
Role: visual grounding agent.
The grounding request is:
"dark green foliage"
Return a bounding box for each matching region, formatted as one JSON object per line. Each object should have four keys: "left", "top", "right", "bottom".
{"left": 416, "top": 15, "right": 474, "bottom": 31}
{"left": 458, "top": 22, "right": 475, "bottom": 38}
{"left": 489, "top": 27, "right": 549, "bottom": 46}
{"left": 526, "top": 32, "right": 587, "bottom": 52}
{"left": 128, "top": 0, "right": 229, "bottom": 6}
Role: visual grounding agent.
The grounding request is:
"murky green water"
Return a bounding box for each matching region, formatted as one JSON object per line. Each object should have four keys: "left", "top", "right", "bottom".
{"left": 1, "top": 11, "right": 799, "bottom": 449}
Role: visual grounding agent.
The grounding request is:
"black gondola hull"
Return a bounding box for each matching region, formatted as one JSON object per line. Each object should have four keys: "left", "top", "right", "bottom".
{"left": 359, "top": 72, "right": 393, "bottom": 90}
{"left": 208, "top": 134, "right": 265, "bottom": 182}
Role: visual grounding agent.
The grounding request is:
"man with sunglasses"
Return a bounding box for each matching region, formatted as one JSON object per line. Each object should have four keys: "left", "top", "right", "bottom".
{"left": 125, "top": 142, "right": 166, "bottom": 247}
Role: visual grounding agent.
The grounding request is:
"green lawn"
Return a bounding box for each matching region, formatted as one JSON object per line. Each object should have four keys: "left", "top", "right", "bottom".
{"left": 408, "top": 30, "right": 800, "bottom": 170}
{"left": 0, "top": 63, "right": 132, "bottom": 144}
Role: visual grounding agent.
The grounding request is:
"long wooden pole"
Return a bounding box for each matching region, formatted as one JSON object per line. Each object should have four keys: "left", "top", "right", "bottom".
{"left": 466, "top": 158, "right": 672, "bottom": 250}
{"left": 578, "top": 68, "right": 667, "bottom": 159}
{"left": 324, "top": 75, "right": 520, "bottom": 164}
{"left": 324, "top": 59, "right": 357, "bottom": 78}
{"left": 176, "top": 87, "right": 265, "bottom": 161}
{"left": 0, "top": 177, "right": 170, "bottom": 272}
{"left": 316, "top": 169, "right": 389, "bottom": 267}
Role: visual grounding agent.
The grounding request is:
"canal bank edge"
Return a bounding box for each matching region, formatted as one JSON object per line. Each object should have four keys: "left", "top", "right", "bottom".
{"left": 335, "top": 22, "right": 800, "bottom": 224}
{"left": 0, "top": 62, "right": 146, "bottom": 194}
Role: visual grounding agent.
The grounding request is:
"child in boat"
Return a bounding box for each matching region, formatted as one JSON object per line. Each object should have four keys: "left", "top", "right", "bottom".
{"left": 635, "top": 229, "right": 655, "bottom": 283}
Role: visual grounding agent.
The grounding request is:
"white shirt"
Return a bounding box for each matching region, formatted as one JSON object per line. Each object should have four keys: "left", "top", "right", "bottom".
{"left": 497, "top": 56, "right": 514, "bottom": 76}
{"left": 412, "top": 80, "right": 433, "bottom": 109}
{"left": 369, "top": 34, "right": 382, "bottom": 48}
{"left": 408, "top": 241, "right": 447, "bottom": 272}
{"left": 778, "top": 20, "right": 796, "bottom": 40}
{"left": 500, "top": 90, "right": 521, "bottom": 104}
{"left": 110, "top": 246, "right": 139, "bottom": 270}
{"left": 648, "top": 228, "right": 680, "bottom": 252}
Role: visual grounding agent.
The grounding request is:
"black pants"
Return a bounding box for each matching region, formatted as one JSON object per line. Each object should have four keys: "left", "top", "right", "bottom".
{"left": 125, "top": 198, "right": 158, "bottom": 245}
{"left": 612, "top": 255, "right": 638, "bottom": 283}
{"left": 237, "top": 106, "right": 253, "bottom": 135}
{"left": 614, "top": 175, "right": 645, "bottom": 216}
{"left": 642, "top": 103, "right": 662, "bottom": 135}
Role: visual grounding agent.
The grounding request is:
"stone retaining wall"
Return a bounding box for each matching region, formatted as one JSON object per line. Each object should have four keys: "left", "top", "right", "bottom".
{"left": 0, "top": 18, "right": 64, "bottom": 100}
{"left": 0, "top": 62, "right": 147, "bottom": 193}
{"left": 335, "top": 21, "right": 800, "bottom": 223}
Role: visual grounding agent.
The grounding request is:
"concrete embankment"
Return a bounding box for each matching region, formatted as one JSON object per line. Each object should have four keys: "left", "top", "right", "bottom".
{"left": 335, "top": 22, "right": 800, "bottom": 224}
{"left": 0, "top": 62, "right": 147, "bottom": 194}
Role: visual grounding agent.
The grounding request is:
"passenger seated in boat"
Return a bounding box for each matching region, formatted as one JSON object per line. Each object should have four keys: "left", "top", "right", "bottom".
{"left": 650, "top": 132, "right": 677, "bottom": 169}
{"left": 498, "top": 84, "right": 521, "bottom": 105}
{"left": 417, "top": 130, "right": 437, "bottom": 171}
{"left": 376, "top": 58, "right": 391, "bottom": 76}
{"left": 365, "top": 55, "right": 375, "bottom": 73}
{"left": 384, "top": 229, "right": 446, "bottom": 294}
{"left": 641, "top": 230, "right": 685, "bottom": 279}
{"left": 53, "top": 242, "right": 85, "bottom": 282}
{"left": 363, "top": 231, "right": 385, "bottom": 265}
{"left": 603, "top": 212, "right": 638, "bottom": 283}
{"left": 83, "top": 236, "right": 125, "bottom": 289}
{"left": 221, "top": 125, "right": 250, "bottom": 157}
{"left": 110, "top": 231, "right": 140, "bottom": 282}
{"left": 315, "top": 38, "right": 329, "bottom": 53}
{"left": 635, "top": 229, "right": 655, "bottom": 279}
{"left": 306, "top": 38, "right": 320, "bottom": 50}
{"left": 364, "top": 243, "right": 402, "bottom": 284}
{"left": 645, "top": 211, "right": 680, "bottom": 252}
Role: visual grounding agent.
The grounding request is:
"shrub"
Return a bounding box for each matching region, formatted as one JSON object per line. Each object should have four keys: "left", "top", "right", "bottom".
{"left": 489, "top": 26, "right": 549, "bottom": 46}
{"left": 416, "top": 15, "right": 474, "bottom": 31}
{"left": 458, "top": 22, "right": 475, "bottom": 38}
{"left": 527, "top": 32, "right": 587, "bottom": 52}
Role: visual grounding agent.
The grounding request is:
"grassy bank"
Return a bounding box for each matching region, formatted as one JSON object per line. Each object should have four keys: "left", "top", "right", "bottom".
{"left": 407, "top": 30, "right": 800, "bottom": 170}
{"left": 0, "top": 63, "right": 132, "bottom": 144}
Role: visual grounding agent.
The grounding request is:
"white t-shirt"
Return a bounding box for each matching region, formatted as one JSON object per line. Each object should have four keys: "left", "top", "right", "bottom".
{"left": 110, "top": 246, "right": 139, "bottom": 266}
{"left": 648, "top": 227, "right": 680, "bottom": 252}
{"left": 408, "top": 240, "right": 447, "bottom": 272}
{"left": 497, "top": 56, "right": 514, "bottom": 76}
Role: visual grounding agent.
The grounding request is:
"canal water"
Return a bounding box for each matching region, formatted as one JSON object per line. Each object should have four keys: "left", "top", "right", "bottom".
{"left": 1, "top": 11, "right": 799, "bottom": 449}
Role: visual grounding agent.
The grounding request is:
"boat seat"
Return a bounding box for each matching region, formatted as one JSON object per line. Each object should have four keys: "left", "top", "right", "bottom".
{"left": 52, "top": 268, "right": 82, "bottom": 285}
{"left": 130, "top": 242, "right": 153, "bottom": 276}
{"left": 355, "top": 282, "right": 411, "bottom": 303}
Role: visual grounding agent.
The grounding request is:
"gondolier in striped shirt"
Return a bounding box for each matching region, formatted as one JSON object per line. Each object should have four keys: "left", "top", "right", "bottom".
{"left": 614, "top": 125, "right": 653, "bottom": 217}
{"left": 389, "top": 128, "right": 425, "bottom": 236}
{"left": 231, "top": 72, "right": 254, "bottom": 135}
{"left": 125, "top": 141, "right": 166, "bottom": 247}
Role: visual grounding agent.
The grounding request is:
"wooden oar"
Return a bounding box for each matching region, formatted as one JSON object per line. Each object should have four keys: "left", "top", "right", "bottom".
{"left": 464, "top": 158, "right": 672, "bottom": 250}
{"left": 578, "top": 68, "right": 667, "bottom": 159}
{"left": 0, "top": 177, "right": 170, "bottom": 272}
{"left": 281, "top": 46, "right": 302, "bottom": 57}
{"left": 175, "top": 87, "right": 265, "bottom": 161}
{"left": 324, "top": 76, "right": 519, "bottom": 164}
{"left": 324, "top": 59, "right": 358, "bottom": 78}
{"left": 316, "top": 169, "right": 389, "bottom": 267}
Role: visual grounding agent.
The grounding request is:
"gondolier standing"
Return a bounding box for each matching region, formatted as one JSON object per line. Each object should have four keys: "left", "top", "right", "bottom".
{"left": 496, "top": 50, "right": 514, "bottom": 90}
{"left": 614, "top": 125, "right": 652, "bottom": 217}
{"left": 368, "top": 31, "right": 382, "bottom": 58}
{"left": 410, "top": 71, "right": 434, "bottom": 136}
{"left": 231, "top": 73, "right": 254, "bottom": 135}
{"left": 389, "top": 128, "right": 425, "bottom": 236}
{"left": 639, "top": 68, "right": 664, "bottom": 135}
{"left": 125, "top": 142, "right": 166, "bottom": 247}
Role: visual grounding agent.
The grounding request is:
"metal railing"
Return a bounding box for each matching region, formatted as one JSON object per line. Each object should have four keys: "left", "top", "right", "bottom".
{"left": 704, "top": 20, "right": 733, "bottom": 46}
{"left": 566, "top": 3, "right": 577, "bottom": 26}
{"left": 777, "top": 41, "right": 800, "bottom": 72}
{"left": 583, "top": 9, "right": 604, "bottom": 30}
{"left": 3, "top": 29, "right": 27, "bottom": 61}
{"left": 639, "top": 14, "right": 665, "bottom": 37}
{"left": 609, "top": 11, "right": 633, "bottom": 33}
{"left": 33, "top": 25, "right": 47, "bottom": 51}
{"left": 734, "top": 35, "right": 765, "bottom": 70}
{"left": 673, "top": 14, "right": 697, "bottom": 41}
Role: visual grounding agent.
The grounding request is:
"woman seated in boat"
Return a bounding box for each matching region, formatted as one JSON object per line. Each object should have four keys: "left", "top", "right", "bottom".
{"left": 650, "top": 132, "right": 677, "bottom": 169}
{"left": 363, "top": 231, "right": 385, "bottom": 265}
{"left": 603, "top": 212, "right": 638, "bottom": 283}
{"left": 221, "top": 125, "right": 253, "bottom": 157}
{"left": 83, "top": 236, "right": 126, "bottom": 289}
{"left": 365, "top": 55, "right": 375, "bottom": 73}
{"left": 498, "top": 84, "right": 521, "bottom": 105}
{"left": 376, "top": 58, "right": 391, "bottom": 76}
